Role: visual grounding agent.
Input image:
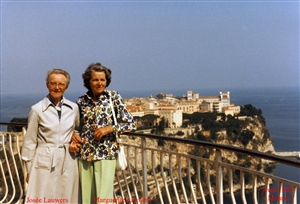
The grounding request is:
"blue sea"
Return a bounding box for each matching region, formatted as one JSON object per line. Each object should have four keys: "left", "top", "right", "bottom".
{"left": 0, "top": 86, "right": 299, "bottom": 203}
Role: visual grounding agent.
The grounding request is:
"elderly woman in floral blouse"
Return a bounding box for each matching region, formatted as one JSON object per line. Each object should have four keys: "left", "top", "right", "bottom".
{"left": 70, "top": 62, "right": 136, "bottom": 204}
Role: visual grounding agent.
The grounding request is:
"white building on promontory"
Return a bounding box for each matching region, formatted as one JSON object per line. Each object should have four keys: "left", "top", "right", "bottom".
{"left": 125, "top": 90, "right": 240, "bottom": 128}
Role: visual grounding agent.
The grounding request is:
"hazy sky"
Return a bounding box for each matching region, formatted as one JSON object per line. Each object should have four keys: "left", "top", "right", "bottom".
{"left": 1, "top": 0, "right": 299, "bottom": 96}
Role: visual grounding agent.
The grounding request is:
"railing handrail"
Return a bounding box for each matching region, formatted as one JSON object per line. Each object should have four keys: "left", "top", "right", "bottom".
{"left": 0, "top": 122, "right": 27, "bottom": 126}
{"left": 123, "top": 132, "right": 300, "bottom": 168}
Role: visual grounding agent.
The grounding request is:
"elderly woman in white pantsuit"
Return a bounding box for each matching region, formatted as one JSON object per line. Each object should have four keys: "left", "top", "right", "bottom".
{"left": 21, "top": 69, "right": 80, "bottom": 203}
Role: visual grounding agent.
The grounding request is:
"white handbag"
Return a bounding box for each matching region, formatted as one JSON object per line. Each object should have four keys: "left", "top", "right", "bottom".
{"left": 110, "top": 93, "right": 127, "bottom": 170}
{"left": 117, "top": 142, "right": 127, "bottom": 170}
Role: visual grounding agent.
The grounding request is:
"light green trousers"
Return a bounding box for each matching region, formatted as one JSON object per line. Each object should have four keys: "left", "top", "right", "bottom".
{"left": 79, "top": 159, "right": 116, "bottom": 204}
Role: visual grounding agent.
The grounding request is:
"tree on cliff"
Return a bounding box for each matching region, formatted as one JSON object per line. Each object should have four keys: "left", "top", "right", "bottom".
{"left": 238, "top": 104, "right": 266, "bottom": 125}
{"left": 134, "top": 114, "right": 159, "bottom": 129}
{"left": 7, "top": 118, "right": 27, "bottom": 132}
{"left": 239, "top": 104, "right": 262, "bottom": 116}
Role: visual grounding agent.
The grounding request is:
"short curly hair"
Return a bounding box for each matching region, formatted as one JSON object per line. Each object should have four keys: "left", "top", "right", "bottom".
{"left": 82, "top": 62, "right": 112, "bottom": 91}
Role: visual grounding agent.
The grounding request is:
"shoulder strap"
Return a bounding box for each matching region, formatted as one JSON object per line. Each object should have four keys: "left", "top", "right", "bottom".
{"left": 109, "top": 91, "right": 121, "bottom": 142}
{"left": 109, "top": 91, "right": 117, "bottom": 125}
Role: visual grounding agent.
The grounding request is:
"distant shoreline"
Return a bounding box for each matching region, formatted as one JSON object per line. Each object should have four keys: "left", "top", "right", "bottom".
{"left": 1, "top": 86, "right": 298, "bottom": 100}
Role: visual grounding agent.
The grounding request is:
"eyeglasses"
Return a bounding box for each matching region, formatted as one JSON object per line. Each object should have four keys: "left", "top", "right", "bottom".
{"left": 48, "top": 82, "right": 66, "bottom": 88}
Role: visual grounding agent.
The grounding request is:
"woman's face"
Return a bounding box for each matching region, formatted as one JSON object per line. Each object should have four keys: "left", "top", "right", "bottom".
{"left": 89, "top": 71, "right": 107, "bottom": 96}
{"left": 46, "top": 73, "right": 68, "bottom": 103}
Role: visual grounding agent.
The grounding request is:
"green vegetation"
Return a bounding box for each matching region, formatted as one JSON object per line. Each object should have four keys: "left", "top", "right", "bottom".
{"left": 7, "top": 118, "right": 28, "bottom": 132}
{"left": 182, "top": 104, "right": 266, "bottom": 147}
{"left": 176, "top": 130, "right": 184, "bottom": 136}
{"left": 134, "top": 114, "right": 159, "bottom": 129}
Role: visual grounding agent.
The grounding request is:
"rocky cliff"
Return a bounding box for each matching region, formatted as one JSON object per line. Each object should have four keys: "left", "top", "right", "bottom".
{"left": 124, "top": 114, "right": 275, "bottom": 166}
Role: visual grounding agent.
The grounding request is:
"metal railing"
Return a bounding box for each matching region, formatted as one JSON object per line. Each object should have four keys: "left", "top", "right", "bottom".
{"left": 1, "top": 123, "right": 300, "bottom": 204}
{"left": 116, "top": 132, "right": 300, "bottom": 204}
{"left": 0, "top": 123, "right": 26, "bottom": 204}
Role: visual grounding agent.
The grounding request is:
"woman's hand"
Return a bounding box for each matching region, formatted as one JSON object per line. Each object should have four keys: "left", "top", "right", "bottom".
{"left": 69, "top": 132, "right": 83, "bottom": 153}
{"left": 69, "top": 142, "right": 81, "bottom": 153}
{"left": 71, "top": 132, "right": 83, "bottom": 144}
{"left": 94, "top": 126, "right": 113, "bottom": 140}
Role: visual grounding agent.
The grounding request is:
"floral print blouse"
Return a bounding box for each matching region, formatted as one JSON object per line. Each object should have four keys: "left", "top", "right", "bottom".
{"left": 76, "top": 90, "right": 136, "bottom": 161}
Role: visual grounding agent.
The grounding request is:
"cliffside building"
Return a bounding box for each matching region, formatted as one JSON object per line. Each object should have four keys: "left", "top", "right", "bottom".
{"left": 125, "top": 90, "right": 240, "bottom": 128}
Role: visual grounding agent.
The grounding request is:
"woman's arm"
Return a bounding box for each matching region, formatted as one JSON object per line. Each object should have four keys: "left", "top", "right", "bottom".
{"left": 21, "top": 107, "right": 38, "bottom": 174}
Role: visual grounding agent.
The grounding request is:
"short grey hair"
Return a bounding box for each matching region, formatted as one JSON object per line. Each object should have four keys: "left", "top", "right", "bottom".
{"left": 46, "top": 69, "right": 70, "bottom": 87}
